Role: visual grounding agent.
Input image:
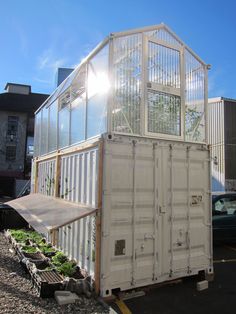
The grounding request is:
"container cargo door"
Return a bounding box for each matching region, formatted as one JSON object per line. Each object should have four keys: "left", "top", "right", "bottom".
{"left": 101, "top": 140, "right": 161, "bottom": 293}
{"left": 101, "top": 138, "right": 211, "bottom": 296}
{"left": 159, "top": 143, "right": 212, "bottom": 278}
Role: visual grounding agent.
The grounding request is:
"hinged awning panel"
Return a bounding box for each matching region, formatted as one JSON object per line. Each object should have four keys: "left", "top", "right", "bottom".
{"left": 6, "top": 193, "right": 97, "bottom": 235}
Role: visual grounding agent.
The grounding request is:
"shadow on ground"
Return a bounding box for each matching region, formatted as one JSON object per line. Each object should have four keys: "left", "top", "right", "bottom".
{"left": 114, "top": 245, "right": 236, "bottom": 314}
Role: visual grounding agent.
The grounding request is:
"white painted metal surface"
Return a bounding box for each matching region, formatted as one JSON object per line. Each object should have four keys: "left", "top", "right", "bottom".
{"left": 57, "top": 214, "right": 96, "bottom": 277}
{"left": 34, "top": 146, "right": 100, "bottom": 278}
{"left": 57, "top": 147, "right": 99, "bottom": 276}
{"left": 59, "top": 147, "right": 99, "bottom": 207}
{"left": 37, "top": 158, "right": 56, "bottom": 196}
{"left": 33, "top": 136, "right": 212, "bottom": 294}
{"left": 100, "top": 135, "right": 212, "bottom": 296}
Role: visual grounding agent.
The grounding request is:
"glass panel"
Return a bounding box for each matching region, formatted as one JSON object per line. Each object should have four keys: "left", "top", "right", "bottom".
{"left": 185, "top": 49, "right": 205, "bottom": 142}
{"left": 48, "top": 100, "right": 58, "bottom": 152}
{"left": 70, "top": 64, "right": 86, "bottom": 144}
{"left": 57, "top": 69, "right": 77, "bottom": 99}
{"left": 146, "top": 28, "right": 182, "bottom": 48}
{"left": 41, "top": 107, "right": 49, "bottom": 155}
{"left": 87, "top": 45, "right": 109, "bottom": 138}
{"left": 148, "top": 90, "right": 181, "bottom": 136}
{"left": 7, "top": 116, "right": 18, "bottom": 137}
{"left": 214, "top": 198, "right": 236, "bottom": 215}
{"left": 46, "top": 69, "right": 77, "bottom": 106}
{"left": 87, "top": 93, "right": 107, "bottom": 138}
{"left": 148, "top": 42, "right": 180, "bottom": 88}
{"left": 112, "top": 34, "right": 142, "bottom": 134}
{"left": 34, "top": 112, "right": 41, "bottom": 157}
{"left": 71, "top": 97, "right": 86, "bottom": 143}
{"left": 6, "top": 145, "right": 16, "bottom": 161}
{"left": 59, "top": 88, "right": 70, "bottom": 110}
{"left": 58, "top": 106, "right": 70, "bottom": 148}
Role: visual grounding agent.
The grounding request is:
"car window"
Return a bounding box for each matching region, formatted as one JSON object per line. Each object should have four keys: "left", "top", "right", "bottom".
{"left": 214, "top": 198, "right": 236, "bottom": 215}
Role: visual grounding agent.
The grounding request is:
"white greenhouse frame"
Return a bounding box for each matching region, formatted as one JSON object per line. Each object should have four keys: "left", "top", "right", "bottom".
{"left": 34, "top": 24, "right": 208, "bottom": 158}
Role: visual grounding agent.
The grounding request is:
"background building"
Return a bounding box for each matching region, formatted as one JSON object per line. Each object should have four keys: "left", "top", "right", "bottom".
{"left": 208, "top": 97, "right": 236, "bottom": 191}
{"left": 56, "top": 68, "right": 73, "bottom": 87}
{"left": 0, "top": 83, "right": 49, "bottom": 197}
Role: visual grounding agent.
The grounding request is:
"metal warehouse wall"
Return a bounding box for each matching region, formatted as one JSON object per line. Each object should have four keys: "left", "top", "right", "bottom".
{"left": 224, "top": 100, "right": 236, "bottom": 190}
{"left": 208, "top": 99, "right": 225, "bottom": 191}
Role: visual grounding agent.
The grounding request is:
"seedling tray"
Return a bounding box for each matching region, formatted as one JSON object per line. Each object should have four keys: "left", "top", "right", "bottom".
{"left": 32, "top": 269, "right": 64, "bottom": 298}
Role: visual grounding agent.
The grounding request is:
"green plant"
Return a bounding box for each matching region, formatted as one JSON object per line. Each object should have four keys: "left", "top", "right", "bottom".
{"left": 10, "top": 229, "right": 43, "bottom": 245}
{"left": 51, "top": 251, "right": 68, "bottom": 266}
{"left": 22, "top": 246, "right": 38, "bottom": 253}
{"left": 56, "top": 261, "right": 77, "bottom": 277}
{"left": 39, "top": 244, "right": 56, "bottom": 255}
{"left": 27, "top": 231, "right": 43, "bottom": 244}
{"left": 10, "top": 229, "right": 29, "bottom": 243}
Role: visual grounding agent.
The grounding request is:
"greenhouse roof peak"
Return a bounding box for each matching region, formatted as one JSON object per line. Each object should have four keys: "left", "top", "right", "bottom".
{"left": 36, "top": 23, "right": 207, "bottom": 115}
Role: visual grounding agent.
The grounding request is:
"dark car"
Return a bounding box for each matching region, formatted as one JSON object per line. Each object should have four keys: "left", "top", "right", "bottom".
{"left": 212, "top": 192, "right": 236, "bottom": 243}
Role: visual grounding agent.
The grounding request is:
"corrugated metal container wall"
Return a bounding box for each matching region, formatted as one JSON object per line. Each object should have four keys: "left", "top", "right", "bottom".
{"left": 59, "top": 148, "right": 98, "bottom": 207}
{"left": 57, "top": 215, "right": 96, "bottom": 277}
{"left": 57, "top": 147, "right": 99, "bottom": 276}
{"left": 37, "top": 159, "right": 56, "bottom": 196}
{"left": 30, "top": 159, "right": 35, "bottom": 193}
{"left": 101, "top": 136, "right": 212, "bottom": 296}
{"left": 208, "top": 100, "right": 225, "bottom": 191}
{"left": 36, "top": 146, "right": 99, "bottom": 278}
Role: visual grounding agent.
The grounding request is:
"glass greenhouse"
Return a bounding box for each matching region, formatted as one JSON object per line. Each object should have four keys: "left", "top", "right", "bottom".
{"left": 34, "top": 24, "right": 208, "bottom": 157}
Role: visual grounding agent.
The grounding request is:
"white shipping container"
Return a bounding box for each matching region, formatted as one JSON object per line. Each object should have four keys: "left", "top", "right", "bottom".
{"left": 100, "top": 135, "right": 212, "bottom": 296}
{"left": 18, "top": 135, "right": 212, "bottom": 296}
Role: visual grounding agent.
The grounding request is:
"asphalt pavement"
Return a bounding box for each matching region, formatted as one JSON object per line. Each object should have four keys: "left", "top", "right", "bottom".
{"left": 112, "top": 245, "right": 236, "bottom": 314}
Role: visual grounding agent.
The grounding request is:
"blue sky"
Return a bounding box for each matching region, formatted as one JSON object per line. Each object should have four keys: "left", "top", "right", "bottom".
{"left": 1, "top": 0, "right": 236, "bottom": 98}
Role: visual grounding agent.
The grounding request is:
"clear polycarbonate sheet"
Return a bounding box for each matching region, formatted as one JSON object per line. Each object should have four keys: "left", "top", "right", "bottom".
{"left": 59, "top": 88, "right": 70, "bottom": 110}
{"left": 146, "top": 28, "right": 182, "bottom": 48}
{"left": 87, "top": 92, "right": 107, "bottom": 138}
{"left": 41, "top": 107, "right": 49, "bottom": 155}
{"left": 148, "top": 91, "right": 181, "bottom": 135}
{"left": 148, "top": 42, "right": 180, "bottom": 88}
{"left": 34, "top": 24, "right": 208, "bottom": 159}
{"left": 34, "top": 112, "right": 41, "bottom": 157}
{"left": 44, "top": 70, "right": 77, "bottom": 107}
{"left": 58, "top": 105, "right": 70, "bottom": 149}
{"left": 71, "top": 64, "right": 86, "bottom": 103}
{"left": 70, "top": 64, "right": 86, "bottom": 144}
{"left": 70, "top": 97, "right": 86, "bottom": 144}
{"left": 112, "top": 34, "right": 142, "bottom": 134}
{"left": 185, "top": 49, "right": 205, "bottom": 142}
{"left": 58, "top": 69, "right": 78, "bottom": 99}
{"left": 48, "top": 100, "right": 58, "bottom": 152}
{"left": 87, "top": 45, "right": 109, "bottom": 138}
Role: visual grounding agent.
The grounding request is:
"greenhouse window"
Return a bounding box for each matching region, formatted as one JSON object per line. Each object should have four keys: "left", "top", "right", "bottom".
{"left": 48, "top": 100, "right": 58, "bottom": 152}
{"left": 148, "top": 91, "right": 181, "bottom": 136}
{"left": 59, "top": 89, "right": 70, "bottom": 111}
{"left": 70, "top": 64, "right": 86, "bottom": 144}
{"left": 87, "top": 45, "right": 109, "bottom": 139}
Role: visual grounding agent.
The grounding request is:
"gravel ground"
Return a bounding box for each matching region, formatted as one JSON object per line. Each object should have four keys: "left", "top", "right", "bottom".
{"left": 0, "top": 232, "right": 109, "bottom": 314}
